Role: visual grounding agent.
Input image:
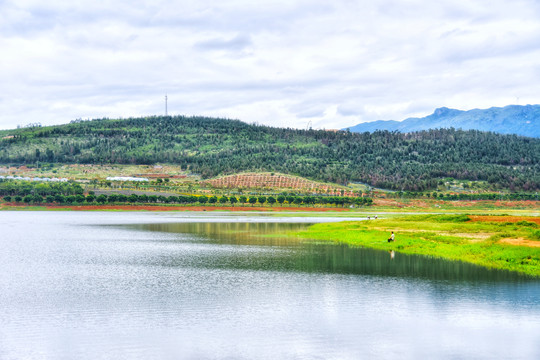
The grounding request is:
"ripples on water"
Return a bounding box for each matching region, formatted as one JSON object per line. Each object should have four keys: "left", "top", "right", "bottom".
{"left": 0, "top": 211, "right": 539, "bottom": 359}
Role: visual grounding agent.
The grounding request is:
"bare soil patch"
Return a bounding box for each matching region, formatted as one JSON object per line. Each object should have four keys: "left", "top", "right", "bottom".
{"left": 500, "top": 238, "right": 540, "bottom": 248}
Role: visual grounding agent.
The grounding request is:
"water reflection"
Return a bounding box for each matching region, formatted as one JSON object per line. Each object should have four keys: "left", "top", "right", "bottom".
{"left": 1, "top": 212, "right": 539, "bottom": 360}
{"left": 128, "top": 222, "right": 530, "bottom": 282}
{"left": 135, "top": 221, "right": 307, "bottom": 246}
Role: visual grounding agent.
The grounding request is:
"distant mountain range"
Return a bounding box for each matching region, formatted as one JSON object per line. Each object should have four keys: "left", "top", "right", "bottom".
{"left": 346, "top": 104, "right": 540, "bottom": 138}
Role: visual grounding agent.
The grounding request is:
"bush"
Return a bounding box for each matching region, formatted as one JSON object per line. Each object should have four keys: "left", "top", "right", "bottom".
{"left": 517, "top": 221, "right": 538, "bottom": 228}
{"left": 434, "top": 215, "right": 471, "bottom": 223}
{"left": 96, "top": 194, "right": 108, "bottom": 203}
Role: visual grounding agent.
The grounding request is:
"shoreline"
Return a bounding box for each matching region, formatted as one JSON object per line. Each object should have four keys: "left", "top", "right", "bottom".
{"left": 0, "top": 203, "right": 353, "bottom": 212}
{"left": 1, "top": 200, "right": 538, "bottom": 214}
{"left": 2, "top": 203, "right": 539, "bottom": 276}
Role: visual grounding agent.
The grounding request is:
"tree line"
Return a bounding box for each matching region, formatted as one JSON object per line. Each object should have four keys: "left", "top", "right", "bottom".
{"left": 1, "top": 115, "right": 538, "bottom": 191}
{"left": 0, "top": 180, "right": 372, "bottom": 207}
{"left": 386, "top": 191, "right": 539, "bottom": 201}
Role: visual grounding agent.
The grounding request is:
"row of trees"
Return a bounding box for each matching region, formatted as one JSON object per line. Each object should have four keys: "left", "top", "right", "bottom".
{"left": 2, "top": 192, "right": 373, "bottom": 207}
{"left": 0, "top": 180, "right": 83, "bottom": 196}
{"left": 1, "top": 115, "right": 538, "bottom": 191}
{"left": 387, "top": 191, "right": 539, "bottom": 201}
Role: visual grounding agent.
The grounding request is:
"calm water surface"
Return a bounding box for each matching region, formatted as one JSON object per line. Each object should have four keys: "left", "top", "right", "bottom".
{"left": 0, "top": 211, "right": 539, "bottom": 359}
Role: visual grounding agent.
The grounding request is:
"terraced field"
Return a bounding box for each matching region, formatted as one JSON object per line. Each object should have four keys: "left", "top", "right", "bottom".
{"left": 203, "top": 173, "right": 356, "bottom": 195}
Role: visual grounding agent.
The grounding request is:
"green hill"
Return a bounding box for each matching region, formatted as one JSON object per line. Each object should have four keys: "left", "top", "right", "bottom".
{"left": 1, "top": 116, "right": 539, "bottom": 191}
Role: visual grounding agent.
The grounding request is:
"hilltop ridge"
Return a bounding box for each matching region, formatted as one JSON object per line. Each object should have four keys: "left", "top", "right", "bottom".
{"left": 1, "top": 115, "right": 539, "bottom": 191}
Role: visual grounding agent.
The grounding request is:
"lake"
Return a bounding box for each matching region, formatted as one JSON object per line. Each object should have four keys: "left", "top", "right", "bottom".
{"left": 1, "top": 211, "right": 539, "bottom": 359}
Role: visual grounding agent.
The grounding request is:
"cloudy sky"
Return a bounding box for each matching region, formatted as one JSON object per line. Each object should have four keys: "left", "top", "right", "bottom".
{"left": 1, "top": 0, "right": 539, "bottom": 130}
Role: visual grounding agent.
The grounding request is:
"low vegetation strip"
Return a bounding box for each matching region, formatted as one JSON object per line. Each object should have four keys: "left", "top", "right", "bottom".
{"left": 293, "top": 214, "right": 540, "bottom": 277}
{"left": 469, "top": 215, "right": 540, "bottom": 225}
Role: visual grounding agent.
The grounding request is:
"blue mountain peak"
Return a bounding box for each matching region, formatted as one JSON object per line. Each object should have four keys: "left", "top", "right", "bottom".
{"left": 346, "top": 104, "right": 540, "bottom": 137}
{"left": 432, "top": 107, "right": 462, "bottom": 117}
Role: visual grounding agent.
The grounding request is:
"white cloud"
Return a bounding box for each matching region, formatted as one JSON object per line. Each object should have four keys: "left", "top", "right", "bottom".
{"left": 1, "top": 0, "right": 540, "bottom": 130}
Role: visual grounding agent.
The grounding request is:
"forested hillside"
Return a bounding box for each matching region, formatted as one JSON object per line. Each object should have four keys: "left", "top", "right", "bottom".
{"left": 1, "top": 116, "right": 539, "bottom": 191}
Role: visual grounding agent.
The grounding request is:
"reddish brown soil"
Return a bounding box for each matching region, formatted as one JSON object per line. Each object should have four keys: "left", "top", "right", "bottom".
{"left": 2, "top": 203, "right": 350, "bottom": 212}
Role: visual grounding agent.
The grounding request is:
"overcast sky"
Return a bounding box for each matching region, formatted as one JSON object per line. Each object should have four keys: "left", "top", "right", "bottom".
{"left": 1, "top": 0, "right": 539, "bottom": 130}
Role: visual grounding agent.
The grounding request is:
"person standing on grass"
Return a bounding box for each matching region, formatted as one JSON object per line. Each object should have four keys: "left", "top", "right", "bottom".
{"left": 388, "top": 231, "right": 395, "bottom": 242}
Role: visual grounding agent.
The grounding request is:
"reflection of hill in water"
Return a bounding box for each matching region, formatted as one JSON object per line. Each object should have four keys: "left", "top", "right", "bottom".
{"left": 137, "top": 222, "right": 309, "bottom": 246}
{"left": 132, "top": 222, "right": 532, "bottom": 283}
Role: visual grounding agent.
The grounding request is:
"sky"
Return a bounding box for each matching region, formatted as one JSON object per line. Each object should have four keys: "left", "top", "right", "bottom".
{"left": 1, "top": 0, "right": 540, "bottom": 130}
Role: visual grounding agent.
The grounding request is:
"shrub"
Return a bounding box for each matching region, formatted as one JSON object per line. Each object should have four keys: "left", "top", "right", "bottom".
{"left": 96, "top": 194, "right": 108, "bottom": 203}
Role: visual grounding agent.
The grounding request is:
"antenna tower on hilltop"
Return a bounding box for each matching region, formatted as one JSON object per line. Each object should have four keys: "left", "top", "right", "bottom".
{"left": 165, "top": 94, "right": 168, "bottom": 116}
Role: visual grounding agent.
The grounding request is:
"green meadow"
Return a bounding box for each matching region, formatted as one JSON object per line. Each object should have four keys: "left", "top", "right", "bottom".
{"left": 293, "top": 214, "right": 540, "bottom": 277}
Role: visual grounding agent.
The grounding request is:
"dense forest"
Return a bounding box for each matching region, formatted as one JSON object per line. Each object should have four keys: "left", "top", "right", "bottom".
{"left": 1, "top": 116, "right": 539, "bottom": 191}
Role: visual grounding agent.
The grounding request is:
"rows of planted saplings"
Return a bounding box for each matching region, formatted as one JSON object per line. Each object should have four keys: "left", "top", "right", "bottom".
{"left": 1, "top": 192, "right": 372, "bottom": 207}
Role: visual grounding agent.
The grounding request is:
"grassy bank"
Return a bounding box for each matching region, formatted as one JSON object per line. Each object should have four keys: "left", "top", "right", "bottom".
{"left": 293, "top": 214, "right": 540, "bottom": 277}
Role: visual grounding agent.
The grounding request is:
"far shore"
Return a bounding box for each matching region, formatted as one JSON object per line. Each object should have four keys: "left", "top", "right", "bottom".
{"left": 1, "top": 199, "right": 539, "bottom": 214}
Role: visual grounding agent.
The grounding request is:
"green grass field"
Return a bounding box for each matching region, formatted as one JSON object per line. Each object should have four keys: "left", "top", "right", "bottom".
{"left": 293, "top": 214, "right": 540, "bottom": 277}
